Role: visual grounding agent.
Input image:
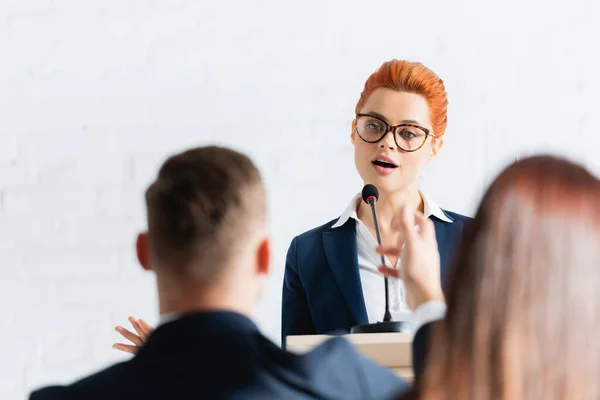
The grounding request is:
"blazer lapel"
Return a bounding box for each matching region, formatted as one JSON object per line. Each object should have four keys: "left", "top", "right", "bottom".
{"left": 322, "top": 221, "right": 369, "bottom": 326}
{"left": 432, "top": 218, "right": 464, "bottom": 284}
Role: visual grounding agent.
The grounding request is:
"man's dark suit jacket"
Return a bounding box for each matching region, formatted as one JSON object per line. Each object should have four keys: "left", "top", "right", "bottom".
{"left": 29, "top": 311, "right": 410, "bottom": 400}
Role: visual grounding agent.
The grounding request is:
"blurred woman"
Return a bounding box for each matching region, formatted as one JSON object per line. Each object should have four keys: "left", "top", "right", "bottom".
{"left": 380, "top": 155, "right": 600, "bottom": 399}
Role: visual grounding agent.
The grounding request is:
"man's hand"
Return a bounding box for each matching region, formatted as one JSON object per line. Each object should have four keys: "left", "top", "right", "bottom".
{"left": 376, "top": 205, "right": 445, "bottom": 310}
{"left": 112, "top": 316, "right": 154, "bottom": 354}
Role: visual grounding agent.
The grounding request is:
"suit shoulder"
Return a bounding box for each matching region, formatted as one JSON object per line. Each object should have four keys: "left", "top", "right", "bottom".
{"left": 29, "top": 362, "right": 129, "bottom": 399}
{"left": 29, "top": 386, "right": 69, "bottom": 400}
{"left": 305, "top": 336, "right": 385, "bottom": 373}
{"left": 305, "top": 337, "right": 408, "bottom": 398}
{"left": 291, "top": 218, "right": 340, "bottom": 243}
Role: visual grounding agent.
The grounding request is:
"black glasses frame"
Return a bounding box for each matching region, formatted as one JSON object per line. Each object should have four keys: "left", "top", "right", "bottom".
{"left": 355, "top": 113, "right": 438, "bottom": 152}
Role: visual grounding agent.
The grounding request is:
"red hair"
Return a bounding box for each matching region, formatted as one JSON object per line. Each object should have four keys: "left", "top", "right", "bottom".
{"left": 355, "top": 59, "right": 449, "bottom": 137}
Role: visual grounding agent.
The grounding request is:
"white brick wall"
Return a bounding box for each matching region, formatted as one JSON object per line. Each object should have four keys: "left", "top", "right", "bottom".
{"left": 1, "top": 0, "right": 600, "bottom": 398}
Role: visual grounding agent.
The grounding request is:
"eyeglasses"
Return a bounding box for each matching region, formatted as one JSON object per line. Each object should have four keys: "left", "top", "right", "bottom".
{"left": 355, "top": 113, "right": 437, "bottom": 152}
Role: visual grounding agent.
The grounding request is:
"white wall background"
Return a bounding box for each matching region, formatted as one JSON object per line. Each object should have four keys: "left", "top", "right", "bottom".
{"left": 1, "top": 0, "right": 600, "bottom": 398}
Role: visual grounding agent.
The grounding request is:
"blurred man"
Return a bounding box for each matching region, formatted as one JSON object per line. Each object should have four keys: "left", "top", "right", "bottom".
{"left": 30, "top": 146, "right": 408, "bottom": 400}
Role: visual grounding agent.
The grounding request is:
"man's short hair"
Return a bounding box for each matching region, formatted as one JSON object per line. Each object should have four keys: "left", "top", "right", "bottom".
{"left": 144, "top": 146, "right": 266, "bottom": 281}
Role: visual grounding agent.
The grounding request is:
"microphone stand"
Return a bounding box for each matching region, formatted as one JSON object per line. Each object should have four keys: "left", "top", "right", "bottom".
{"left": 350, "top": 198, "right": 409, "bottom": 334}
{"left": 369, "top": 197, "right": 392, "bottom": 322}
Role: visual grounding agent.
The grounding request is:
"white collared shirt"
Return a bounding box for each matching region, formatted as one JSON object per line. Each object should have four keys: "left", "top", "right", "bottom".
{"left": 331, "top": 191, "right": 450, "bottom": 333}
{"left": 158, "top": 312, "right": 180, "bottom": 327}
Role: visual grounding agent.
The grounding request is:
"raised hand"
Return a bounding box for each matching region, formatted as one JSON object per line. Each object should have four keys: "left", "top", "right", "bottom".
{"left": 113, "top": 316, "right": 154, "bottom": 354}
{"left": 376, "top": 205, "right": 444, "bottom": 310}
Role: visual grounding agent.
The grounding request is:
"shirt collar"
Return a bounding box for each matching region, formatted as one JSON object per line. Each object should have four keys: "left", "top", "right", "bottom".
{"left": 420, "top": 190, "right": 454, "bottom": 223}
{"left": 331, "top": 195, "right": 361, "bottom": 228}
{"left": 158, "top": 312, "right": 181, "bottom": 327}
{"left": 331, "top": 189, "right": 453, "bottom": 229}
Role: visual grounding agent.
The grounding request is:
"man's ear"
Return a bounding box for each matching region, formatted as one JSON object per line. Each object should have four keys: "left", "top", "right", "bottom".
{"left": 350, "top": 119, "right": 357, "bottom": 144}
{"left": 430, "top": 137, "right": 444, "bottom": 158}
{"left": 256, "top": 237, "right": 271, "bottom": 276}
{"left": 136, "top": 232, "right": 152, "bottom": 271}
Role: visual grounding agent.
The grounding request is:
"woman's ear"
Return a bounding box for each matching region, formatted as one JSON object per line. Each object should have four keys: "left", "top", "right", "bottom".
{"left": 430, "top": 137, "right": 444, "bottom": 158}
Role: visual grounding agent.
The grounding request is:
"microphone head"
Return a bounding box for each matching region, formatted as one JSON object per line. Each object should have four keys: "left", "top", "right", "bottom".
{"left": 361, "top": 184, "right": 379, "bottom": 204}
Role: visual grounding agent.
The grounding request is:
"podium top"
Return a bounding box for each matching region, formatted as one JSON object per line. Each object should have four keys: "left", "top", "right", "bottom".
{"left": 286, "top": 332, "right": 413, "bottom": 368}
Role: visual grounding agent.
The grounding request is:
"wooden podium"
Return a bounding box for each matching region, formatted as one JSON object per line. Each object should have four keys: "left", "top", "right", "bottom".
{"left": 285, "top": 332, "right": 414, "bottom": 380}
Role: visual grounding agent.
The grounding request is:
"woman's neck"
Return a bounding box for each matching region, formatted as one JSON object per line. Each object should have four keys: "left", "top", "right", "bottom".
{"left": 356, "top": 186, "right": 424, "bottom": 234}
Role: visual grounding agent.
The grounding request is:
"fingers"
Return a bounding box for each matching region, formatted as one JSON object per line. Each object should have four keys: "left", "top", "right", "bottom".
{"left": 399, "top": 205, "right": 435, "bottom": 242}
{"left": 128, "top": 316, "right": 150, "bottom": 341}
{"left": 377, "top": 265, "right": 400, "bottom": 279}
{"left": 115, "top": 325, "right": 144, "bottom": 347}
{"left": 413, "top": 211, "right": 435, "bottom": 239}
{"left": 391, "top": 205, "right": 417, "bottom": 246}
{"left": 138, "top": 319, "right": 154, "bottom": 334}
{"left": 113, "top": 316, "right": 153, "bottom": 354}
{"left": 375, "top": 245, "right": 401, "bottom": 257}
{"left": 112, "top": 343, "right": 139, "bottom": 354}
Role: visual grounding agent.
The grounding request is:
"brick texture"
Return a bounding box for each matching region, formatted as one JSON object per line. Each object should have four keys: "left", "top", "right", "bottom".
{"left": 1, "top": 0, "right": 600, "bottom": 398}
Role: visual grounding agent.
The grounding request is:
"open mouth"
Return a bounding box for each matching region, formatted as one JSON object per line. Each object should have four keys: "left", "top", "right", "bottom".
{"left": 372, "top": 159, "right": 398, "bottom": 169}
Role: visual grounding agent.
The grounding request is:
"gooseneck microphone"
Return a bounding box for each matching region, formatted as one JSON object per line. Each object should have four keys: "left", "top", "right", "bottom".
{"left": 350, "top": 184, "right": 410, "bottom": 334}
{"left": 361, "top": 184, "right": 392, "bottom": 322}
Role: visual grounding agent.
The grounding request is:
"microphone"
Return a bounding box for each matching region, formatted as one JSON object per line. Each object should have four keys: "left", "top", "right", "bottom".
{"left": 350, "top": 184, "right": 410, "bottom": 334}
{"left": 362, "top": 184, "right": 392, "bottom": 322}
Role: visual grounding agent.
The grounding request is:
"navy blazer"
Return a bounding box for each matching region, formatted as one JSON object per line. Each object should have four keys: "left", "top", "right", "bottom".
{"left": 29, "top": 311, "right": 408, "bottom": 400}
{"left": 281, "top": 210, "right": 471, "bottom": 347}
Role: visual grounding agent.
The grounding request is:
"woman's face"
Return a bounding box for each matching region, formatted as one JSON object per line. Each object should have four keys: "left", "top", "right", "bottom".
{"left": 351, "top": 88, "right": 443, "bottom": 194}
